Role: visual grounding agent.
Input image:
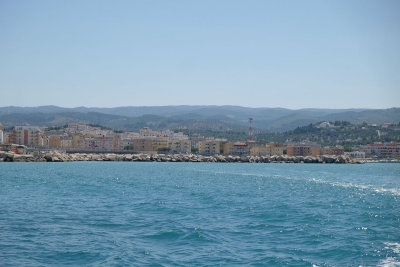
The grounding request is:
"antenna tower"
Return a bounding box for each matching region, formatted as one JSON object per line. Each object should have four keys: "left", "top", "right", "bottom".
{"left": 248, "top": 118, "right": 253, "bottom": 141}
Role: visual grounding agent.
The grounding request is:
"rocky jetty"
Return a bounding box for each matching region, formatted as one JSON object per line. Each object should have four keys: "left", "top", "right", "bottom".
{"left": 0, "top": 151, "right": 361, "bottom": 164}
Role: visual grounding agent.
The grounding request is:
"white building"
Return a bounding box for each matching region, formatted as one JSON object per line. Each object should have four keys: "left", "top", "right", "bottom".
{"left": 0, "top": 123, "right": 3, "bottom": 144}
{"left": 345, "top": 151, "right": 366, "bottom": 158}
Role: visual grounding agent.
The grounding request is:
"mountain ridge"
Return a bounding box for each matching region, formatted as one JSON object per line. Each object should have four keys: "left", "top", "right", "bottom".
{"left": 0, "top": 106, "right": 398, "bottom": 132}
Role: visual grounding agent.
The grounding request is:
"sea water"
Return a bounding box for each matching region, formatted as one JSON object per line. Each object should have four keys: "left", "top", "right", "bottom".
{"left": 0, "top": 162, "right": 399, "bottom": 266}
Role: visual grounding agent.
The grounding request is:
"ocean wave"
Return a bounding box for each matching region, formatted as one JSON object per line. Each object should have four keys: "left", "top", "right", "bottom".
{"left": 192, "top": 168, "right": 400, "bottom": 197}
{"left": 379, "top": 242, "right": 400, "bottom": 266}
{"left": 308, "top": 178, "right": 400, "bottom": 197}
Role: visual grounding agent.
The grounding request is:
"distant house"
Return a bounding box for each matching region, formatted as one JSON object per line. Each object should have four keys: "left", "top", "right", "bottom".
{"left": 317, "top": 121, "right": 335, "bottom": 128}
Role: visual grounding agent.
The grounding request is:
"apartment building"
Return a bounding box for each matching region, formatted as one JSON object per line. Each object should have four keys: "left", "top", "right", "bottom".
{"left": 94, "top": 135, "right": 122, "bottom": 150}
{"left": 223, "top": 142, "right": 250, "bottom": 156}
{"left": 133, "top": 138, "right": 168, "bottom": 154}
{"left": 250, "top": 142, "right": 285, "bottom": 156}
{"left": 266, "top": 143, "right": 285, "bottom": 156}
{"left": 250, "top": 144, "right": 269, "bottom": 156}
{"left": 352, "top": 145, "right": 373, "bottom": 158}
{"left": 71, "top": 135, "right": 80, "bottom": 149}
{"left": 133, "top": 138, "right": 153, "bottom": 153}
{"left": 0, "top": 123, "right": 3, "bottom": 144}
{"left": 286, "top": 144, "right": 321, "bottom": 157}
{"left": 321, "top": 146, "right": 344, "bottom": 156}
{"left": 376, "top": 143, "right": 400, "bottom": 158}
{"left": 367, "top": 143, "right": 400, "bottom": 158}
{"left": 2, "top": 131, "right": 10, "bottom": 145}
{"left": 353, "top": 143, "right": 400, "bottom": 158}
{"left": 198, "top": 140, "right": 221, "bottom": 155}
{"left": 66, "top": 123, "right": 90, "bottom": 134}
{"left": 189, "top": 135, "right": 206, "bottom": 149}
{"left": 47, "top": 135, "right": 62, "bottom": 148}
{"left": 139, "top": 127, "right": 168, "bottom": 139}
{"left": 9, "top": 126, "right": 44, "bottom": 147}
{"left": 61, "top": 138, "right": 72, "bottom": 149}
{"left": 168, "top": 139, "right": 191, "bottom": 154}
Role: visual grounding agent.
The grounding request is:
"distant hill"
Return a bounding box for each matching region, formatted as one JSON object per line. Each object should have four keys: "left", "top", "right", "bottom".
{"left": 0, "top": 106, "right": 399, "bottom": 132}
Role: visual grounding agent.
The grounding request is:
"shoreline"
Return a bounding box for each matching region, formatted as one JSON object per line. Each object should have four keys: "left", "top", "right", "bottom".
{"left": 0, "top": 151, "right": 362, "bottom": 164}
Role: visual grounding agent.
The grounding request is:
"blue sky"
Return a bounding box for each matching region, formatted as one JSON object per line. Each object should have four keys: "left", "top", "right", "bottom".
{"left": 0, "top": 0, "right": 399, "bottom": 108}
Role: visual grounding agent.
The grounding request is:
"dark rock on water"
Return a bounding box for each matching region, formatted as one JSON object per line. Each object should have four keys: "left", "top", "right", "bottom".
{"left": 0, "top": 151, "right": 360, "bottom": 164}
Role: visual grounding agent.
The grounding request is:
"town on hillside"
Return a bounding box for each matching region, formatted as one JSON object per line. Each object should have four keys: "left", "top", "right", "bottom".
{"left": 0, "top": 122, "right": 399, "bottom": 160}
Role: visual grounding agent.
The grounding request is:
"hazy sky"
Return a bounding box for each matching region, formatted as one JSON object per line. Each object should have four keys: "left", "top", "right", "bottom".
{"left": 0, "top": 0, "right": 399, "bottom": 109}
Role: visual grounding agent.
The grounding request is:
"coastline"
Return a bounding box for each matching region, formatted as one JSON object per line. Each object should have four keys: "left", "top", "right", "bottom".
{"left": 0, "top": 151, "right": 362, "bottom": 164}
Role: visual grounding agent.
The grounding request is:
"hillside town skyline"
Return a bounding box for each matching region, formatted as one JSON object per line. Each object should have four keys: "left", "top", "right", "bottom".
{"left": 1, "top": 121, "right": 399, "bottom": 160}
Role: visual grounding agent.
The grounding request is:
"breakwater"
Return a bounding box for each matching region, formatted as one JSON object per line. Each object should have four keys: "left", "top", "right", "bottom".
{"left": 0, "top": 151, "right": 360, "bottom": 163}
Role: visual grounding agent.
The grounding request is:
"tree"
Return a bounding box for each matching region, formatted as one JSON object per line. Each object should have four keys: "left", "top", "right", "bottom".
{"left": 158, "top": 147, "right": 170, "bottom": 153}
{"left": 124, "top": 144, "right": 133, "bottom": 150}
{"left": 343, "top": 145, "right": 352, "bottom": 152}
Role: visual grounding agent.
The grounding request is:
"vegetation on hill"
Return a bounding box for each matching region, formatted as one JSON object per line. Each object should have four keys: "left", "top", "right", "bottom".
{"left": 258, "top": 121, "right": 400, "bottom": 146}
{"left": 179, "top": 121, "right": 400, "bottom": 146}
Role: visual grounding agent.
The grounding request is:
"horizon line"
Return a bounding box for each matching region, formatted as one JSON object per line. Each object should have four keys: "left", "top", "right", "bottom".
{"left": 0, "top": 105, "right": 399, "bottom": 110}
